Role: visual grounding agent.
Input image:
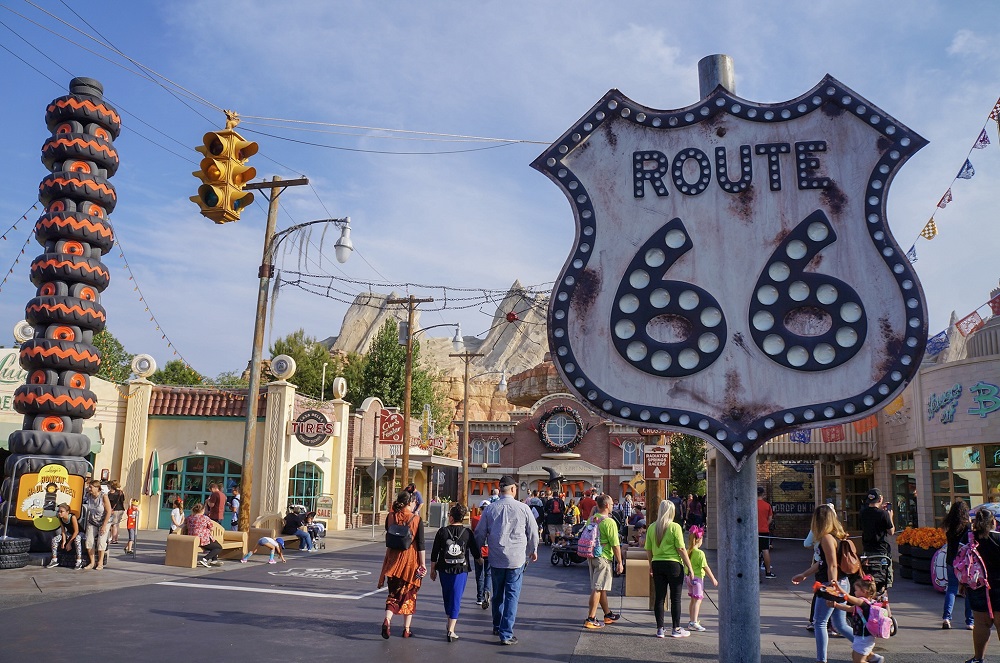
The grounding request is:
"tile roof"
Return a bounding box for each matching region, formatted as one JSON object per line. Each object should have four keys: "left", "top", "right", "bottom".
{"left": 148, "top": 386, "right": 267, "bottom": 417}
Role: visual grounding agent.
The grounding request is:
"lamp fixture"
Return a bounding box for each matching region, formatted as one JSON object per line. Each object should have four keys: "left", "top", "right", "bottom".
{"left": 191, "top": 440, "right": 208, "bottom": 456}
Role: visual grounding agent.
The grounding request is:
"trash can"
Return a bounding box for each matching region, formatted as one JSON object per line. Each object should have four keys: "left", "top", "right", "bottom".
{"left": 427, "top": 502, "right": 447, "bottom": 528}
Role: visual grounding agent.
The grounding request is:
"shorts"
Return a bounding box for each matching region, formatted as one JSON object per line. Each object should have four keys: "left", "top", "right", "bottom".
{"left": 111, "top": 510, "right": 125, "bottom": 526}
{"left": 588, "top": 556, "right": 613, "bottom": 592}
{"left": 852, "top": 634, "right": 875, "bottom": 655}
{"left": 127, "top": 529, "right": 136, "bottom": 543}
{"left": 758, "top": 534, "right": 770, "bottom": 552}
{"left": 968, "top": 586, "right": 1000, "bottom": 613}
{"left": 85, "top": 523, "right": 108, "bottom": 551}
{"left": 687, "top": 576, "right": 705, "bottom": 599}
{"left": 547, "top": 524, "right": 563, "bottom": 541}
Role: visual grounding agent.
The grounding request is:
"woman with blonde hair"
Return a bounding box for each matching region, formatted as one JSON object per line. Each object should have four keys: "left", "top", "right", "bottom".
{"left": 645, "top": 499, "right": 695, "bottom": 638}
{"left": 792, "top": 504, "right": 857, "bottom": 663}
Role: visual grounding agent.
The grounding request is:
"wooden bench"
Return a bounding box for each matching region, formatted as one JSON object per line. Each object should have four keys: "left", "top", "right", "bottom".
{"left": 248, "top": 514, "right": 301, "bottom": 552}
{"left": 164, "top": 520, "right": 248, "bottom": 568}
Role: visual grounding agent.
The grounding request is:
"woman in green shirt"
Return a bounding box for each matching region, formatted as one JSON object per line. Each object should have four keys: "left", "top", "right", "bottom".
{"left": 645, "top": 499, "right": 695, "bottom": 638}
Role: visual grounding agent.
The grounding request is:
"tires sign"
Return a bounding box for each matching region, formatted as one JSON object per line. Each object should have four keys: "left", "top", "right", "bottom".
{"left": 14, "top": 463, "right": 85, "bottom": 530}
{"left": 291, "top": 409, "right": 335, "bottom": 447}
{"left": 532, "top": 76, "right": 928, "bottom": 467}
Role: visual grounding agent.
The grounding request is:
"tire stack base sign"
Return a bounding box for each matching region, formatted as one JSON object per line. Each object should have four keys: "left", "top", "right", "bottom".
{"left": 1, "top": 77, "right": 118, "bottom": 556}
{"left": 532, "top": 76, "right": 928, "bottom": 468}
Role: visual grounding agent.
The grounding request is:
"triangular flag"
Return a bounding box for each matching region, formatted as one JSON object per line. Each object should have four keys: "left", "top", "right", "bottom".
{"left": 956, "top": 310, "right": 985, "bottom": 337}
{"left": 789, "top": 429, "right": 812, "bottom": 444}
{"left": 852, "top": 415, "right": 878, "bottom": 434}
{"left": 920, "top": 218, "right": 938, "bottom": 239}
{"left": 884, "top": 396, "right": 905, "bottom": 416}
{"left": 991, "top": 97, "right": 1000, "bottom": 121}
{"left": 906, "top": 244, "right": 918, "bottom": 264}
{"left": 990, "top": 293, "right": 1000, "bottom": 317}
{"left": 957, "top": 159, "right": 976, "bottom": 179}
{"left": 926, "top": 330, "right": 950, "bottom": 356}
{"left": 821, "top": 425, "right": 845, "bottom": 443}
{"left": 974, "top": 129, "right": 991, "bottom": 149}
{"left": 937, "top": 189, "right": 953, "bottom": 208}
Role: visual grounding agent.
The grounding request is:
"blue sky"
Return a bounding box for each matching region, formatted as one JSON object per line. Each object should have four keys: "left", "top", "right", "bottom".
{"left": 0, "top": 1, "right": 997, "bottom": 379}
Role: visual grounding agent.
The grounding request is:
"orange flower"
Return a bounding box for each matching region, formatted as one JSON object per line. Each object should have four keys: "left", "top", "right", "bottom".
{"left": 897, "top": 526, "right": 945, "bottom": 549}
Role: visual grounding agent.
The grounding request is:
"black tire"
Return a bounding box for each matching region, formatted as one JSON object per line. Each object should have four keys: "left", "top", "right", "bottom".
{"left": 30, "top": 253, "right": 110, "bottom": 291}
{"left": 911, "top": 569, "right": 932, "bottom": 585}
{"left": 562, "top": 555, "right": 572, "bottom": 567}
{"left": 7, "top": 429, "right": 92, "bottom": 456}
{"left": 13, "top": 384, "right": 97, "bottom": 418}
{"left": 38, "top": 172, "right": 117, "bottom": 211}
{"left": 5, "top": 454, "right": 90, "bottom": 477}
{"left": 890, "top": 616, "right": 898, "bottom": 637}
{"left": 25, "top": 296, "right": 106, "bottom": 333}
{"left": 19, "top": 339, "right": 102, "bottom": 373}
{"left": 0, "top": 537, "right": 31, "bottom": 554}
{"left": 41, "top": 133, "right": 119, "bottom": 175}
{"left": 34, "top": 212, "right": 114, "bottom": 254}
{"left": 45, "top": 94, "right": 121, "bottom": 138}
{"left": 550, "top": 552, "right": 559, "bottom": 566}
{"left": 0, "top": 552, "right": 30, "bottom": 569}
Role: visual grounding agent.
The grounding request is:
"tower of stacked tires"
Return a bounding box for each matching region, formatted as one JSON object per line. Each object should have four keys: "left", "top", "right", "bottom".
{"left": 0, "top": 77, "right": 118, "bottom": 562}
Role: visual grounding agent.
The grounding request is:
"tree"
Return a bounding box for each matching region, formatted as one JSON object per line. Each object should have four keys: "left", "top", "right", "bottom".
{"left": 269, "top": 329, "right": 335, "bottom": 399}
{"left": 92, "top": 329, "right": 133, "bottom": 383}
{"left": 208, "top": 371, "right": 249, "bottom": 388}
{"left": 330, "top": 351, "right": 367, "bottom": 404}
{"left": 669, "top": 434, "right": 707, "bottom": 497}
{"left": 150, "top": 359, "right": 204, "bottom": 385}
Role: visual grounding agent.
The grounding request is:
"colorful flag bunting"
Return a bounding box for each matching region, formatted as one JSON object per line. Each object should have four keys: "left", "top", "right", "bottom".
{"left": 920, "top": 218, "right": 938, "bottom": 239}
{"left": 990, "top": 293, "right": 1000, "bottom": 317}
{"left": 957, "top": 159, "right": 976, "bottom": 179}
{"left": 906, "top": 245, "right": 918, "bottom": 264}
{"left": 974, "top": 129, "right": 991, "bottom": 149}
{"left": 937, "top": 189, "right": 953, "bottom": 208}
{"left": 925, "top": 330, "right": 950, "bottom": 356}
{"left": 789, "top": 430, "right": 812, "bottom": 444}
{"left": 956, "top": 311, "right": 985, "bottom": 337}
{"left": 884, "top": 396, "right": 905, "bottom": 416}
{"left": 821, "top": 426, "right": 845, "bottom": 443}
{"left": 991, "top": 97, "right": 1000, "bottom": 121}
{"left": 852, "top": 415, "right": 878, "bottom": 435}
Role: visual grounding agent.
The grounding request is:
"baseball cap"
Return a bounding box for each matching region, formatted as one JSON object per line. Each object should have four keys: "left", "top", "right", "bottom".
{"left": 275, "top": 537, "right": 285, "bottom": 549}
{"left": 499, "top": 475, "right": 517, "bottom": 489}
{"left": 867, "top": 488, "right": 882, "bottom": 503}
{"left": 479, "top": 500, "right": 490, "bottom": 507}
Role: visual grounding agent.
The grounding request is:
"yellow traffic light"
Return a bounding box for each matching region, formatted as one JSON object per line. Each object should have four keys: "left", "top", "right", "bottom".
{"left": 190, "top": 128, "right": 258, "bottom": 223}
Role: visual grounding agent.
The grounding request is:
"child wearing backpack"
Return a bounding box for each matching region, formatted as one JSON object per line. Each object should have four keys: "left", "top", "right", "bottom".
{"left": 685, "top": 526, "right": 718, "bottom": 632}
{"left": 826, "top": 576, "right": 886, "bottom": 663}
{"left": 962, "top": 508, "right": 1000, "bottom": 663}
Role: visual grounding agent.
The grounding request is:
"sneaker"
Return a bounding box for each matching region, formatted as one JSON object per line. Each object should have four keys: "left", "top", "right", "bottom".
{"left": 604, "top": 612, "right": 621, "bottom": 624}
{"left": 942, "top": 619, "right": 951, "bottom": 629}
{"left": 670, "top": 627, "right": 691, "bottom": 638}
{"left": 687, "top": 621, "right": 706, "bottom": 631}
{"left": 655, "top": 627, "right": 666, "bottom": 638}
{"left": 482, "top": 590, "right": 490, "bottom": 610}
{"left": 765, "top": 572, "right": 777, "bottom": 579}
{"left": 584, "top": 618, "right": 604, "bottom": 629}
{"left": 210, "top": 560, "right": 224, "bottom": 567}
{"left": 868, "top": 655, "right": 884, "bottom": 663}
{"left": 805, "top": 622, "right": 814, "bottom": 632}
{"left": 964, "top": 658, "right": 983, "bottom": 663}
{"left": 500, "top": 637, "right": 518, "bottom": 645}
{"left": 967, "top": 622, "right": 975, "bottom": 630}
{"left": 198, "top": 558, "right": 211, "bottom": 568}
{"left": 74, "top": 560, "right": 84, "bottom": 570}
{"left": 46, "top": 558, "right": 59, "bottom": 569}
{"left": 268, "top": 559, "right": 277, "bottom": 564}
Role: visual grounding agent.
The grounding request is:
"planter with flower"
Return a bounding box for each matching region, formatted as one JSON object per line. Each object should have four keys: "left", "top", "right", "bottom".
{"left": 895, "top": 527, "right": 946, "bottom": 585}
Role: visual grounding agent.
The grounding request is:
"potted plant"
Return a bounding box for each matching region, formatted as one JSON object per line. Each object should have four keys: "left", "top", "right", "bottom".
{"left": 896, "top": 527, "right": 946, "bottom": 585}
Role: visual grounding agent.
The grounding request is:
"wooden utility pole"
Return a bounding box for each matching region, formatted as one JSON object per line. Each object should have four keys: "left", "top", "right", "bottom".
{"left": 450, "top": 350, "right": 484, "bottom": 507}
{"left": 385, "top": 295, "right": 433, "bottom": 488}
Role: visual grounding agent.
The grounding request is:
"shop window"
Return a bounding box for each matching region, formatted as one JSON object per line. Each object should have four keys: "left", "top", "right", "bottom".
{"left": 288, "top": 462, "right": 323, "bottom": 512}
{"left": 622, "top": 440, "right": 643, "bottom": 466}
{"left": 889, "top": 452, "right": 918, "bottom": 528}
{"left": 159, "top": 455, "right": 242, "bottom": 529}
{"left": 931, "top": 446, "right": 989, "bottom": 521}
{"left": 470, "top": 440, "right": 485, "bottom": 465}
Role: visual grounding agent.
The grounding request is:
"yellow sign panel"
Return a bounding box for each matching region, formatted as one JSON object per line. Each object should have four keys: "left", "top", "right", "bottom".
{"left": 629, "top": 473, "right": 646, "bottom": 494}
{"left": 14, "top": 463, "right": 85, "bottom": 531}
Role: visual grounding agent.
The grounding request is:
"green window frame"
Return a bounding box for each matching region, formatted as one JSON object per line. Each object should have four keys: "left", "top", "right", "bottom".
{"left": 288, "top": 461, "right": 323, "bottom": 512}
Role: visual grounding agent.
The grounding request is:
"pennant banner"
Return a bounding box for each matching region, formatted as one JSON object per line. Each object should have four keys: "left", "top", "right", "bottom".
{"left": 937, "top": 189, "right": 953, "bottom": 208}
{"left": 957, "top": 159, "right": 976, "bottom": 180}
{"left": 821, "top": 425, "right": 845, "bottom": 443}
{"left": 925, "top": 329, "right": 950, "bottom": 356}
{"left": 920, "top": 218, "right": 938, "bottom": 239}
{"left": 991, "top": 97, "right": 1000, "bottom": 121}
{"left": 906, "top": 244, "right": 918, "bottom": 264}
{"left": 852, "top": 415, "right": 878, "bottom": 435}
{"left": 974, "top": 129, "right": 991, "bottom": 149}
{"left": 957, "top": 311, "right": 985, "bottom": 337}
{"left": 990, "top": 293, "right": 1000, "bottom": 317}
{"left": 789, "top": 429, "right": 812, "bottom": 444}
{"left": 884, "top": 396, "right": 905, "bottom": 416}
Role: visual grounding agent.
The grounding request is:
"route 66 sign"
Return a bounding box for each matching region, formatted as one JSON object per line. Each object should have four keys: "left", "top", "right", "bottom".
{"left": 531, "top": 76, "right": 928, "bottom": 467}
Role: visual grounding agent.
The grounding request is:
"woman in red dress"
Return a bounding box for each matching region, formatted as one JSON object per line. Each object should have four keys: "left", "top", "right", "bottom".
{"left": 379, "top": 491, "right": 426, "bottom": 638}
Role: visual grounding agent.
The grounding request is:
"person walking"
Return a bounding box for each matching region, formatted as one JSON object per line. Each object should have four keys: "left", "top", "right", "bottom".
{"left": 106, "top": 480, "right": 126, "bottom": 544}
{"left": 82, "top": 479, "right": 112, "bottom": 570}
{"left": 430, "top": 504, "right": 482, "bottom": 642}
{"left": 230, "top": 486, "right": 241, "bottom": 531}
{"left": 859, "top": 487, "right": 894, "bottom": 594}
{"left": 471, "top": 500, "right": 492, "bottom": 609}
{"left": 964, "top": 507, "right": 1000, "bottom": 663}
{"left": 791, "top": 504, "right": 856, "bottom": 662}
{"left": 583, "top": 494, "right": 623, "bottom": 630}
{"left": 686, "top": 525, "right": 718, "bottom": 632}
{"left": 646, "top": 499, "right": 695, "bottom": 638}
{"left": 543, "top": 490, "right": 566, "bottom": 545}
{"left": 405, "top": 482, "right": 424, "bottom": 516}
{"left": 378, "top": 490, "right": 426, "bottom": 639}
{"left": 474, "top": 475, "right": 539, "bottom": 646}
{"left": 757, "top": 486, "right": 776, "bottom": 578}
{"left": 942, "top": 499, "right": 974, "bottom": 630}
{"left": 579, "top": 489, "right": 598, "bottom": 522}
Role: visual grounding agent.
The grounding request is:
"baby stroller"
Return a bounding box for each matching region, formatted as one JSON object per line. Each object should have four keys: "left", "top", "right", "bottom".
{"left": 551, "top": 523, "right": 587, "bottom": 566}
{"left": 860, "top": 553, "right": 898, "bottom": 637}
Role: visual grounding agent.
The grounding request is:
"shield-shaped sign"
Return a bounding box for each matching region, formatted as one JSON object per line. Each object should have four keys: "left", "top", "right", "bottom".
{"left": 532, "top": 76, "right": 928, "bottom": 467}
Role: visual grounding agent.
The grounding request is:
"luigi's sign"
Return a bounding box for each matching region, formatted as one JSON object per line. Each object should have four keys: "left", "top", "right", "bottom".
{"left": 15, "top": 463, "right": 85, "bottom": 531}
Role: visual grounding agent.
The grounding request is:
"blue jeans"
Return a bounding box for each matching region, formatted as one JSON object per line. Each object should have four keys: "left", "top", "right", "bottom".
{"left": 813, "top": 587, "right": 855, "bottom": 662}
{"left": 943, "top": 566, "right": 973, "bottom": 624}
{"left": 490, "top": 565, "right": 525, "bottom": 641}
{"left": 475, "top": 555, "right": 492, "bottom": 602}
{"left": 295, "top": 530, "right": 313, "bottom": 550}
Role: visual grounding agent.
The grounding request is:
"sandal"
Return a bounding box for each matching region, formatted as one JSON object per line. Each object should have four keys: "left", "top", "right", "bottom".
{"left": 381, "top": 620, "right": 390, "bottom": 639}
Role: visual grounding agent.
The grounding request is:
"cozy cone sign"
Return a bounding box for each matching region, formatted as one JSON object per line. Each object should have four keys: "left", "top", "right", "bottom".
{"left": 533, "top": 77, "right": 928, "bottom": 467}
{"left": 15, "top": 463, "right": 85, "bottom": 531}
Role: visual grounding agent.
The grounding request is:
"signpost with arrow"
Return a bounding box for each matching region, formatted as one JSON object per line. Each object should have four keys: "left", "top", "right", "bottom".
{"left": 644, "top": 445, "right": 670, "bottom": 481}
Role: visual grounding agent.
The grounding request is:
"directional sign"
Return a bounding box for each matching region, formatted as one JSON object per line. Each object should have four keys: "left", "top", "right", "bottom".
{"left": 367, "top": 459, "right": 386, "bottom": 482}
{"left": 628, "top": 473, "right": 646, "bottom": 494}
{"left": 644, "top": 445, "right": 671, "bottom": 481}
{"left": 533, "top": 77, "right": 928, "bottom": 467}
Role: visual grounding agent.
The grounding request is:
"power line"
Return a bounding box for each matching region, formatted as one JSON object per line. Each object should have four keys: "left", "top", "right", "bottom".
{"left": 239, "top": 127, "right": 522, "bottom": 155}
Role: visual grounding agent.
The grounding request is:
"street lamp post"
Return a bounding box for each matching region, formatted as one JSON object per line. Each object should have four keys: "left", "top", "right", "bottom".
{"left": 450, "top": 350, "right": 508, "bottom": 507}
{"left": 236, "top": 174, "right": 352, "bottom": 532}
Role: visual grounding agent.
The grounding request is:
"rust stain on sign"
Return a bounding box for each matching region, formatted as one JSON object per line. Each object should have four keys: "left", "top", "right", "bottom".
{"left": 874, "top": 315, "right": 903, "bottom": 379}
{"left": 728, "top": 186, "right": 756, "bottom": 224}
{"left": 820, "top": 181, "right": 847, "bottom": 217}
{"left": 571, "top": 267, "right": 601, "bottom": 316}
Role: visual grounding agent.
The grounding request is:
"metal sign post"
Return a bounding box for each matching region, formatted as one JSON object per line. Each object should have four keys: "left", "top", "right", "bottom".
{"left": 367, "top": 460, "right": 386, "bottom": 540}
{"left": 533, "top": 53, "right": 928, "bottom": 662}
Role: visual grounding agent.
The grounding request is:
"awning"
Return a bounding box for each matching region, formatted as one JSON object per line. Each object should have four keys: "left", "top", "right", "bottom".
{"left": 0, "top": 422, "right": 103, "bottom": 454}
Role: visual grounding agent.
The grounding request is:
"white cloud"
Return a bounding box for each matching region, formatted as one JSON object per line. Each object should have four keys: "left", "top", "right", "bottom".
{"left": 947, "top": 29, "right": 991, "bottom": 60}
